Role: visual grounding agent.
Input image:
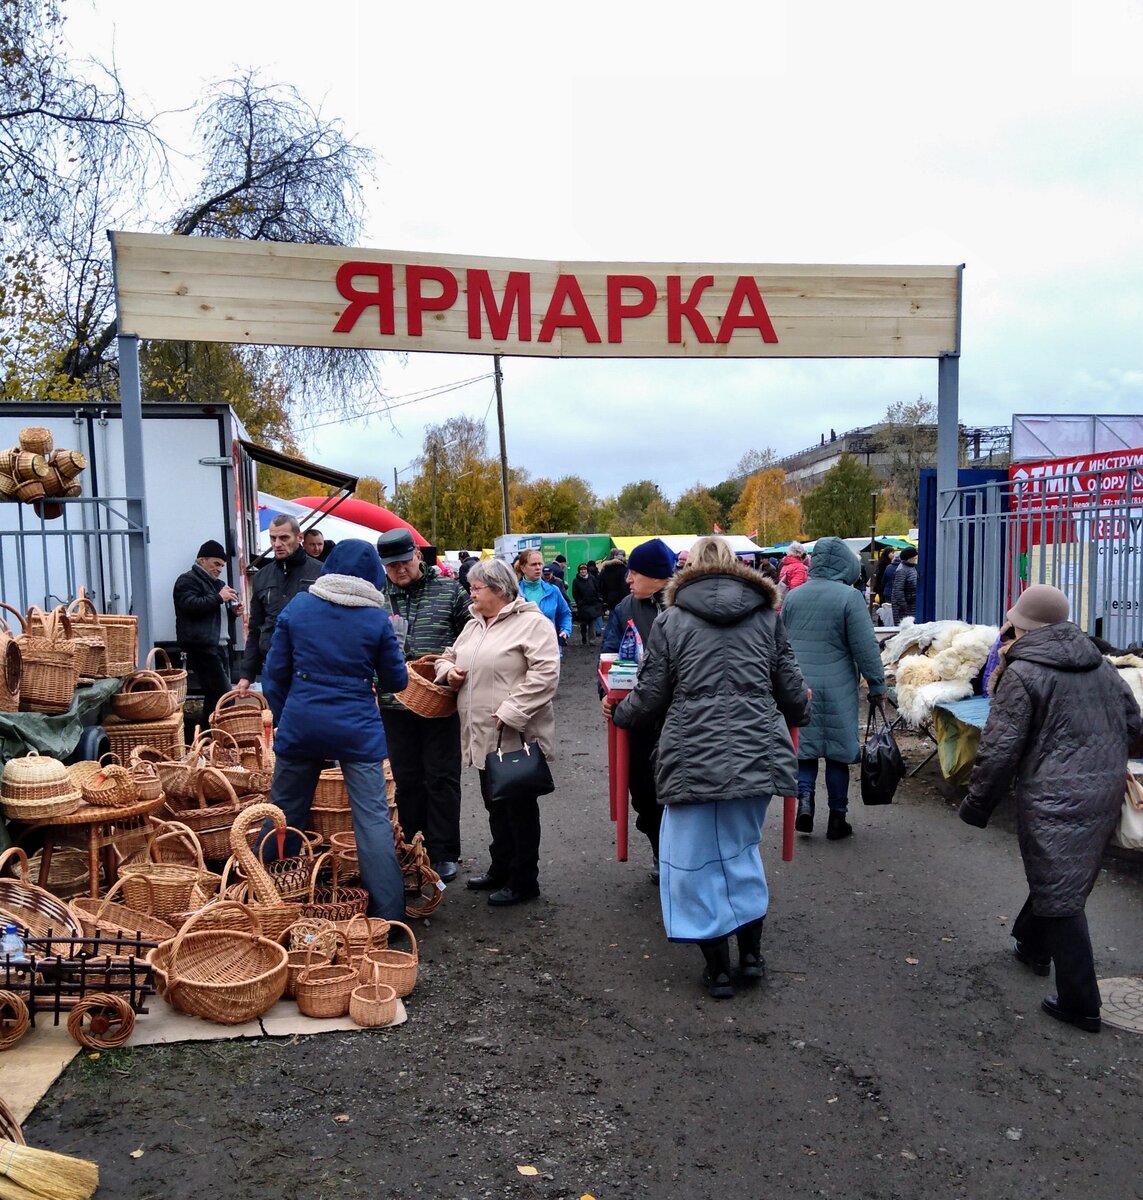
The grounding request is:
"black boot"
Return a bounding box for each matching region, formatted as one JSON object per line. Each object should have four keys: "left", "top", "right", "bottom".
{"left": 736, "top": 919, "right": 766, "bottom": 981}
{"left": 795, "top": 792, "right": 815, "bottom": 834}
{"left": 699, "top": 938, "right": 735, "bottom": 999}
{"left": 826, "top": 811, "right": 853, "bottom": 841}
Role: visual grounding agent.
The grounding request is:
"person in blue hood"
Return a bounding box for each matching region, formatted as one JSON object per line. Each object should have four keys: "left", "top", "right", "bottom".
{"left": 261, "top": 539, "right": 409, "bottom": 920}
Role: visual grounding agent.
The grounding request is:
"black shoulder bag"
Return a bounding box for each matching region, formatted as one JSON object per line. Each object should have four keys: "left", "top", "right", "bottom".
{"left": 860, "top": 702, "right": 905, "bottom": 805}
{"left": 484, "top": 728, "right": 555, "bottom": 803}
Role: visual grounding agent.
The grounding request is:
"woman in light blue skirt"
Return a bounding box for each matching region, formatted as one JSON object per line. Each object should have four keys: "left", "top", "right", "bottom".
{"left": 611, "top": 537, "right": 809, "bottom": 999}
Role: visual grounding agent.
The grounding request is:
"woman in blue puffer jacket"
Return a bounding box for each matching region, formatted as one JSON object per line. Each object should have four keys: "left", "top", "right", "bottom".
{"left": 261, "top": 539, "right": 409, "bottom": 919}
{"left": 514, "top": 549, "right": 571, "bottom": 650}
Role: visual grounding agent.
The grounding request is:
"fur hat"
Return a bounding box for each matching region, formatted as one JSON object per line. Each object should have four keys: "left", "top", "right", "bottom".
{"left": 627, "top": 538, "right": 675, "bottom": 579}
{"left": 197, "top": 539, "right": 226, "bottom": 560}
{"left": 1007, "top": 583, "right": 1069, "bottom": 630}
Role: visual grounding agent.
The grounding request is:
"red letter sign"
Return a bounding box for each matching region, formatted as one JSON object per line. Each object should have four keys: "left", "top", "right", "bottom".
{"left": 405, "top": 265, "right": 460, "bottom": 336}
{"left": 333, "top": 262, "right": 395, "bottom": 334}
{"left": 666, "top": 276, "right": 715, "bottom": 343}
{"left": 716, "top": 276, "right": 779, "bottom": 344}
{"left": 537, "top": 275, "right": 602, "bottom": 343}
{"left": 606, "top": 275, "right": 657, "bottom": 343}
{"left": 466, "top": 269, "right": 533, "bottom": 341}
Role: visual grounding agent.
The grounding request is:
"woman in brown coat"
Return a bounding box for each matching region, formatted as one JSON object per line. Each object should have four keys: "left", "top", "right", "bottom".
{"left": 436, "top": 557, "right": 560, "bottom": 906}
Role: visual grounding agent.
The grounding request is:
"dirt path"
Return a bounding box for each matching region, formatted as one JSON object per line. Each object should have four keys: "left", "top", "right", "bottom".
{"left": 24, "top": 642, "right": 1143, "bottom": 1199}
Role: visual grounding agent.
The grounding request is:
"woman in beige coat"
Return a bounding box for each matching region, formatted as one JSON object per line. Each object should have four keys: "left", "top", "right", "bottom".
{"left": 435, "top": 557, "right": 560, "bottom": 906}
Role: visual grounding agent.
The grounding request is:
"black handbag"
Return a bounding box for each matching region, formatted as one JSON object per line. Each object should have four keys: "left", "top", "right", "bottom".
{"left": 860, "top": 702, "right": 905, "bottom": 806}
{"left": 484, "top": 728, "right": 555, "bottom": 803}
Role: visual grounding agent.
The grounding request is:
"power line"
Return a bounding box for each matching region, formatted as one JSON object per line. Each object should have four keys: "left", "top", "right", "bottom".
{"left": 303, "top": 372, "right": 495, "bottom": 432}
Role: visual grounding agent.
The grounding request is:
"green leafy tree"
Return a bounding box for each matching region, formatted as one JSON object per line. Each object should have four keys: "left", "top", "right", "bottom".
{"left": 879, "top": 396, "right": 937, "bottom": 524}
{"left": 801, "top": 453, "right": 882, "bottom": 539}
{"left": 707, "top": 479, "right": 743, "bottom": 528}
{"left": 404, "top": 416, "right": 504, "bottom": 548}
{"left": 673, "top": 484, "right": 721, "bottom": 534}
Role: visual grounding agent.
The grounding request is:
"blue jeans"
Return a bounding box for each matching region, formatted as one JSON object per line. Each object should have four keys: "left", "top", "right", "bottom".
{"left": 797, "top": 758, "right": 851, "bottom": 814}
{"left": 265, "top": 757, "right": 405, "bottom": 921}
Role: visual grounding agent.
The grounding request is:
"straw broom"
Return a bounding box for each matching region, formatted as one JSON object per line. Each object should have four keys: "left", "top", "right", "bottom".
{"left": 0, "top": 1140, "right": 98, "bottom": 1200}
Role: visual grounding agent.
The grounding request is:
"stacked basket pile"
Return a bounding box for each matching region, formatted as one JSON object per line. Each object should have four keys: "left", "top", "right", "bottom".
{"left": 0, "top": 426, "right": 88, "bottom": 520}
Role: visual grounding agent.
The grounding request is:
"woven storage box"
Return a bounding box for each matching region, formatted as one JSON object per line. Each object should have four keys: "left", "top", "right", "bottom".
{"left": 104, "top": 712, "right": 185, "bottom": 762}
{"left": 145, "top": 647, "right": 188, "bottom": 707}
{"left": 1, "top": 750, "right": 83, "bottom": 820}
{"left": 147, "top": 901, "right": 288, "bottom": 1025}
{"left": 393, "top": 655, "right": 457, "bottom": 718}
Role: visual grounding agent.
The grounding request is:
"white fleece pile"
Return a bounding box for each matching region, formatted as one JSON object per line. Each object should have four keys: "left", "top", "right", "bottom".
{"left": 308, "top": 574, "right": 387, "bottom": 608}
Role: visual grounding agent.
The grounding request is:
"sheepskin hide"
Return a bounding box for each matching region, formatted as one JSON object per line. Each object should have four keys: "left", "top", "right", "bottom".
{"left": 897, "top": 654, "right": 942, "bottom": 686}
{"left": 881, "top": 619, "right": 971, "bottom": 667}
{"left": 930, "top": 625, "right": 1000, "bottom": 683}
{"left": 1107, "top": 654, "right": 1143, "bottom": 718}
{"left": 895, "top": 678, "right": 973, "bottom": 728}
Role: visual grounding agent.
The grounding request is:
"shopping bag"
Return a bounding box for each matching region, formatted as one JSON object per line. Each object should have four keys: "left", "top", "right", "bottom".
{"left": 484, "top": 728, "right": 555, "bottom": 803}
{"left": 860, "top": 702, "right": 905, "bottom": 805}
{"left": 1112, "top": 773, "right": 1143, "bottom": 851}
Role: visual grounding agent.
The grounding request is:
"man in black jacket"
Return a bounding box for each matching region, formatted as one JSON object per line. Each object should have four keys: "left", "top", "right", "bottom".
{"left": 598, "top": 549, "right": 630, "bottom": 616}
{"left": 173, "top": 539, "right": 241, "bottom": 720}
{"left": 598, "top": 538, "right": 675, "bottom": 878}
{"left": 237, "top": 516, "right": 321, "bottom": 694}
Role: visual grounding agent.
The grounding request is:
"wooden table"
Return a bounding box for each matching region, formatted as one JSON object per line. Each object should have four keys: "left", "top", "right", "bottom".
{"left": 26, "top": 796, "right": 166, "bottom": 898}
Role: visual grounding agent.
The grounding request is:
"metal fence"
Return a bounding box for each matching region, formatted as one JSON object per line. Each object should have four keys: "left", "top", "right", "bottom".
{"left": 939, "top": 459, "right": 1143, "bottom": 648}
{"left": 0, "top": 497, "right": 142, "bottom": 617}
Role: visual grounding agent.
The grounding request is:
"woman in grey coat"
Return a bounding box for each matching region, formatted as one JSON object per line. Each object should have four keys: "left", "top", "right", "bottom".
{"left": 781, "top": 537, "right": 887, "bottom": 840}
{"left": 611, "top": 537, "right": 809, "bottom": 999}
{"left": 959, "top": 584, "right": 1141, "bottom": 1033}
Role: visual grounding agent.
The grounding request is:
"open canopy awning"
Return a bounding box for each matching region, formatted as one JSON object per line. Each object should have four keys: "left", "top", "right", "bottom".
{"left": 237, "top": 439, "right": 359, "bottom": 494}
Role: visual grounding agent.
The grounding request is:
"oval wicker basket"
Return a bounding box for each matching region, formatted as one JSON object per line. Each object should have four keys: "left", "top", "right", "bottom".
{"left": 0, "top": 615, "right": 21, "bottom": 713}
{"left": 17, "top": 426, "right": 53, "bottom": 456}
{"left": 0, "top": 846, "right": 85, "bottom": 956}
{"left": 5, "top": 604, "right": 79, "bottom": 715}
{"left": 0, "top": 1095, "right": 26, "bottom": 1143}
{"left": 332, "top": 913, "right": 390, "bottom": 965}
{"left": 112, "top": 669, "right": 178, "bottom": 721}
{"left": 294, "top": 940, "right": 358, "bottom": 1018}
{"left": 70, "top": 875, "right": 177, "bottom": 944}
{"left": 118, "top": 826, "right": 219, "bottom": 920}
{"left": 1, "top": 749, "right": 83, "bottom": 820}
{"left": 300, "top": 853, "right": 369, "bottom": 923}
{"left": 0, "top": 991, "right": 30, "bottom": 1052}
{"left": 357, "top": 920, "right": 418, "bottom": 998}
{"left": 162, "top": 766, "right": 243, "bottom": 862}
{"left": 349, "top": 983, "right": 398, "bottom": 1028}
{"left": 393, "top": 655, "right": 457, "bottom": 718}
{"left": 130, "top": 758, "right": 163, "bottom": 802}
{"left": 147, "top": 901, "right": 288, "bottom": 1025}
{"left": 51, "top": 448, "right": 88, "bottom": 481}
{"left": 210, "top": 689, "right": 269, "bottom": 746}
{"left": 145, "top": 646, "right": 188, "bottom": 707}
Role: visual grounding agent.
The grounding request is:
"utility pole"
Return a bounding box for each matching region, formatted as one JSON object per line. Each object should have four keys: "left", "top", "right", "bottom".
{"left": 495, "top": 355, "right": 510, "bottom": 535}
{"left": 869, "top": 491, "right": 878, "bottom": 615}
{"left": 430, "top": 441, "right": 438, "bottom": 546}
{"left": 393, "top": 466, "right": 398, "bottom": 508}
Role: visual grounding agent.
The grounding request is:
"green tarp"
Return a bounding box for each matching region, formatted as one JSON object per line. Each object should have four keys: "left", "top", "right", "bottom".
{"left": 0, "top": 677, "right": 123, "bottom": 764}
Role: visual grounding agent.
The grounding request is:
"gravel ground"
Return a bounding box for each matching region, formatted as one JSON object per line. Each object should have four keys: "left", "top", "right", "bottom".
{"left": 23, "top": 641, "right": 1143, "bottom": 1200}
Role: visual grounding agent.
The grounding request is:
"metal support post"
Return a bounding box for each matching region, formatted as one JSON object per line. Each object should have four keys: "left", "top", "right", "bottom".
{"left": 116, "top": 333, "right": 152, "bottom": 663}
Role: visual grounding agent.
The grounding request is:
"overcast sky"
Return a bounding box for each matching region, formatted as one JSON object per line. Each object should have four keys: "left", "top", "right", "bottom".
{"left": 69, "top": 0, "right": 1143, "bottom": 501}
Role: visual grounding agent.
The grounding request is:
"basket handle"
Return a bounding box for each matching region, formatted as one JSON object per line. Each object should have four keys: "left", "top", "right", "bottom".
{"left": 194, "top": 765, "right": 239, "bottom": 809}
{"left": 212, "top": 688, "right": 269, "bottom": 716}
{"left": 0, "top": 604, "right": 27, "bottom": 633}
{"left": 0, "top": 845, "right": 31, "bottom": 883}
{"left": 65, "top": 595, "right": 100, "bottom": 621}
{"left": 385, "top": 919, "right": 419, "bottom": 963}
{"left": 168, "top": 899, "right": 262, "bottom": 973}
{"left": 198, "top": 726, "right": 240, "bottom": 753}
{"left": 144, "top": 646, "right": 173, "bottom": 672}
{"left": 149, "top": 821, "right": 207, "bottom": 876}
{"left": 92, "top": 873, "right": 152, "bottom": 921}
{"left": 307, "top": 851, "right": 337, "bottom": 905}
{"left": 255, "top": 825, "right": 315, "bottom": 864}
{"left": 121, "top": 669, "right": 168, "bottom": 695}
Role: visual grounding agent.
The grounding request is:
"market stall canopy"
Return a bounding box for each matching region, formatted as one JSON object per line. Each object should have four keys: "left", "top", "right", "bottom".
{"left": 257, "top": 493, "right": 394, "bottom": 552}
{"left": 610, "top": 533, "right": 764, "bottom": 558}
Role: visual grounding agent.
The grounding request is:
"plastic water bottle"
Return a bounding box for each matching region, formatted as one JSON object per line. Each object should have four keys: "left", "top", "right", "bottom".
{"left": 617, "top": 619, "right": 643, "bottom": 664}
{"left": 0, "top": 924, "right": 26, "bottom": 963}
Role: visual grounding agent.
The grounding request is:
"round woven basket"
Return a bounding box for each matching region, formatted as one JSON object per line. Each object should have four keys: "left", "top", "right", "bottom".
{"left": 294, "top": 941, "right": 358, "bottom": 1018}
{"left": 0, "top": 846, "right": 85, "bottom": 955}
{"left": 349, "top": 983, "right": 398, "bottom": 1028}
{"left": 17, "top": 426, "right": 53, "bottom": 456}
{"left": 393, "top": 655, "right": 457, "bottom": 718}
{"left": 70, "top": 876, "right": 177, "bottom": 943}
{"left": 112, "top": 669, "right": 178, "bottom": 722}
{"left": 0, "top": 1095, "right": 26, "bottom": 1143}
{"left": 1, "top": 749, "right": 83, "bottom": 820}
{"left": 210, "top": 689, "right": 269, "bottom": 746}
{"left": 357, "top": 920, "right": 418, "bottom": 998}
{"left": 145, "top": 647, "right": 188, "bottom": 707}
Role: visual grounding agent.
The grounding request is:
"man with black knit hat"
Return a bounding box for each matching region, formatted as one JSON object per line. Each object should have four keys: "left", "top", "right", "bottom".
{"left": 173, "top": 539, "right": 242, "bottom": 720}
{"left": 598, "top": 537, "right": 676, "bottom": 879}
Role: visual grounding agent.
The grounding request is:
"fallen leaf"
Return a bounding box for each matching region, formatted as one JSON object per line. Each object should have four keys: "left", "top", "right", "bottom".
{"left": 129, "top": 1148, "right": 144, "bottom": 1159}
{"left": 901, "top": 1149, "right": 917, "bottom": 1161}
{"left": 905, "top": 957, "right": 919, "bottom": 965}
{"left": 87, "top": 1052, "right": 100, "bottom": 1061}
{"left": 333, "top": 1114, "right": 350, "bottom": 1123}
{"left": 940, "top": 936, "right": 955, "bottom": 942}
{"left": 581, "top": 1195, "right": 597, "bottom": 1199}
{"left": 517, "top": 1165, "right": 539, "bottom": 1176}
{"left": 826, "top": 1096, "right": 839, "bottom": 1104}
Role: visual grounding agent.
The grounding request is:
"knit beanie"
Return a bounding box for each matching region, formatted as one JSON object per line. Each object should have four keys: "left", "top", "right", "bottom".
{"left": 627, "top": 538, "right": 675, "bottom": 580}
{"left": 197, "top": 540, "right": 226, "bottom": 559}
{"left": 899, "top": 547, "right": 918, "bottom": 563}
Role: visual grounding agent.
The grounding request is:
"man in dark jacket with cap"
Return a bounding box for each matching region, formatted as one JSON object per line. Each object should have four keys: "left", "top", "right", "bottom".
{"left": 960, "top": 583, "right": 1142, "bottom": 1033}
{"left": 599, "top": 537, "right": 676, "bottom": 876}
{"left": 237, "top": 516, "right": 321, "bottom": 695}
{"left": 377, "top": 527, "right": 471, "bottom": 883}
{"left": 173, "top": 539, "right": 241, "bottom": 720}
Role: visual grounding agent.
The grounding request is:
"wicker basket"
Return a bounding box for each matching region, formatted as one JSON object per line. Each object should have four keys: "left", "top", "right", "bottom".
{"left": 210, "top": 689, "right": 269, "bottom": 746}
{"left": 314, "top": 768, "right": 349, "bottom": 808}
{"left": 112, "top": 669, "right": 179, "bottom": 721}
{"left": 79, "top": 762, "right": 137, "bottom": 809}
{"left": 300, "top": 853, "right": 369, "bottom": 923}
{"left": 70, "top": 876, "right": 176, "bottom": 943}
{"left": 0, "top": 991, "right": 30, "bottom": 1052}
{"left": 17, "top": 426, "right": 53, "bottom": 456}
{"left": 0, "top": 846, "right": 85, "bottom": 956}
{"left": 229, "top": 803, "right": 293, "bottom": 907}
{"left": 310, "top": 803, "right": 355, "bottom": 841}
{"left": 12, "top": 450, "right": 50, "bottom": 482}
{"left": 393, "top": 655, "right": 457, "bottom": 718}
{"left": 201, "top": 729, "right": 269, "bottom": 798}
{"left": 0, "top": 1096, "right": 25, "bottom": 1144}
{"left": 332, "top": 913, "right": 390, "bottom": 966}
{"left": 279, "top": 920, "right": 340, "bottom": 999}
{"left": 103, "top": 711, "right": 185, "bottom": 762}
{"left": 163, "top": 767, "right": 243, "bottom": 862}
{"left": 294, "top": 940, "right": 358, "bottom": 1018}
{"left": 148, "top": 901, "right": 288, "bottom": 1025}
{"left": 118, "top": 826, "right": 218, "bottom": 920}
{"left": 1, "top": 750, "right": 83, "bottom": 821}
{"left": 349, "top": 983, "right": 398, "bottom": 1028}
{"left": 248, "top": 825, "right": 319, "bottom": 901}
{"left": 26, "top": 846, "right": 96, "bottom": 898}
{"left": 69, "top": 587, "right": 137, "bottom": 675}
{"left": 64, "top": 595, "right": 110, "bottom": 679}
{"left": 357, "top": 920, "right": 418, "bottom": 998}
{"left": 327, "top": 830, "right": 359, "bottom": 880}
{"left": 4, "top": 604, "right": 78, "bottom": 715}
{"left": 130, "top": 759, "right": 163, "bottom": 802}
{"left": 398, "top": 830, "right": 445, "bottom": 918}
{"left": 145, "top": 646, "right": 188, "bottom": 707}
{"left": 51, "top": 448, "right": 88, "bottom": 481}
{"left": 0, "top": 614, "right": 20, "bottom": 713}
